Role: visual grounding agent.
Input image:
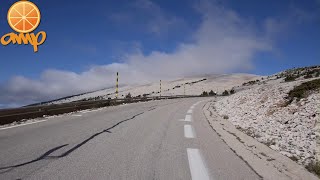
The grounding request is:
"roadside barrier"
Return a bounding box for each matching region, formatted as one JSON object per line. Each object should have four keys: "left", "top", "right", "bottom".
{"left": 0, "top": 95, "right": 200, "bottom": 125}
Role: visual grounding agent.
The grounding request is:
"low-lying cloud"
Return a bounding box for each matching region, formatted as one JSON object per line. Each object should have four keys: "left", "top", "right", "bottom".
{"left": 0, "top": 0, "right": 304, "bottom": 107}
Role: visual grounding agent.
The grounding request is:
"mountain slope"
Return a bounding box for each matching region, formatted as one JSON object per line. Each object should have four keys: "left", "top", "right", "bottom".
{"left": 212, "top": 66, "right": 320, "bottom": 176}
{"left": 46, "top": 73, "right": 260, "bottom": 104}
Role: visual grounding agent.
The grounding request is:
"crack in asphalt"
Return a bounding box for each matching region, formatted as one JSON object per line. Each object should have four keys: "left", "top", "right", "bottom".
{"left": 0, "top": 99, "right": 185, "bottom": 178}
{"left": 0, "top": 111, "right": 146, "bottom": 175}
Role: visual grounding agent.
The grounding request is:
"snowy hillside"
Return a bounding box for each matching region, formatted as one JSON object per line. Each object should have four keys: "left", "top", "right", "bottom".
{"left": 46, "top": 73, "right": 259, "bottom": 104}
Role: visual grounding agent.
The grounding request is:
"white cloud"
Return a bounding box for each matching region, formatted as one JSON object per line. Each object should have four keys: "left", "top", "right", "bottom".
{"left": 1, "top": 0, "right": 274, "bottom": 106}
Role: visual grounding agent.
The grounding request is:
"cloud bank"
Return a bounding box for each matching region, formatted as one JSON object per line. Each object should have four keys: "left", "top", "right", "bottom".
{"left": 0, "top": 0, "right": 282, "bottom": 106}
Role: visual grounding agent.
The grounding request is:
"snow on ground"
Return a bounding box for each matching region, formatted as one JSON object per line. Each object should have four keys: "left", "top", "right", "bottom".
{"left": 213, "top": 77, "right": 320, "bottom": 166}
{"left": 48, "top": 73, "right": 259, "bottom": 104}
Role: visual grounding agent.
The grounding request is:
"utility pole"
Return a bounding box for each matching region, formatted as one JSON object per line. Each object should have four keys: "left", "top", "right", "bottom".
{"left": 160, "top": 80, "right": 162, "bottom": 98}
{"left": 116, "top": 72, "right": 119, "bottom": 99}
{"left": 183, "top": 77, "right": 186, "bottom": 97}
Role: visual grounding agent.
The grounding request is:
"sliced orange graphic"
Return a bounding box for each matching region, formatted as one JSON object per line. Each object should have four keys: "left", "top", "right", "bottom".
{"left": 7, "top": 1, "right": 41, "bottom": 33}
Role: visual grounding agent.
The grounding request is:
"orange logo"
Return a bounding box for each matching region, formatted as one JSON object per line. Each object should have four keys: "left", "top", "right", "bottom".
{"left": 7, "top": 1, "right": 41, "bottom": 33}
{"left": 1, "top": 0, "right": 47, "bottom": 53}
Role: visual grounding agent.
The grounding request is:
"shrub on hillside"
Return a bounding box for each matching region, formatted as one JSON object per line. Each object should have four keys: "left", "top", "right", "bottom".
{"left": 304, "top": 74, "right": 313, "bottom": 79}
{"left": 243, "top": 80, "right": 257, "bottom": 86}
{"left": 284, "top": 75, "right": 297, "bottom": 82}
{"left": 287, "top": 79, "right": 320, "bottom": 101}
{"left": 306, "top": 161, "right": 320, "bottom": 177}
{"left": 126, "top": 93, "right": 132, "bottom": 99}
{"left": 222, "top": 90, "right": 229, "bottom": 96}
{"left": 201, "top": 91, "right": 208, "bottom": 96}
{"left": 209, "top": 90, "right": 216, "bottom": 96}
{"left": 223, "top": 115, "right": 229, "bottom": 119}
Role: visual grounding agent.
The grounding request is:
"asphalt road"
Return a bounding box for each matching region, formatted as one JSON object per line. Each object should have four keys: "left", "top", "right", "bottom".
{"left": 0, "top": 98, "right": 261, "bottom": 180}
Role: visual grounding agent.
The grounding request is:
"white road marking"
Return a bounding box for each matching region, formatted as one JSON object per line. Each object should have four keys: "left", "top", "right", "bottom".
{"left": 190, "top": 100, "right": 204, "bottom": 110}
{"left": 45, "top": 116, "right": 57, "bottom": 119}
{"left": 81, "top": 109, "right": 100, "bottom": 114}
{"left": 72, "top": 114, "right": 82, "bottom": 117}
{"left": 187, "top": 148, "right": 211, "bottom": 180}
{"left": 185, "top": 115, "right": 192, "bottom": 122}
{"left": 0, "top": 119, "right": 48, "bottom": 130}
{"left": 184, "top": 125, "right": 195, "bottom": 138}
{"left": 193, "top": 100, "right": 204, "bottom": 106}
{"left": 187, "top": 109, "right": 193, "bottom": 114}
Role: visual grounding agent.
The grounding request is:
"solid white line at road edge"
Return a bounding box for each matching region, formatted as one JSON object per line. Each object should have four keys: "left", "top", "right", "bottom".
{"left": 184, "top": 125, "right": 195, "bottom": 138}
{"left": 187, "top": 148, "right": 211, "bottom": 180}
{"left": 0, "top": 119, "right": 48, "bottom": 130}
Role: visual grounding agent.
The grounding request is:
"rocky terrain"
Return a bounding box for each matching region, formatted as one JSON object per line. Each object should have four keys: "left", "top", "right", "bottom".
{"left": 213, "top": 66, "right": 320, "bottom": 175}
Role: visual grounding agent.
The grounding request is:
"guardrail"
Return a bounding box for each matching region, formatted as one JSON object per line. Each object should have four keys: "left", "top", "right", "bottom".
{"left": 0, "top": 95, "right": 200, "bottom": 125}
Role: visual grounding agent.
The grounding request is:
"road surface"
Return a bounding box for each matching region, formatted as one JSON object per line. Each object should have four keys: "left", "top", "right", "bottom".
{"left": 0, "top": 98, "right": 261, "bottom": 180}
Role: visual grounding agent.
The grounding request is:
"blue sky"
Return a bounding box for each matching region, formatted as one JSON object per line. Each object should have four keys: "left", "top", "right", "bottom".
{"left": 0, "top": 0, "right": 319, "bottom": 107}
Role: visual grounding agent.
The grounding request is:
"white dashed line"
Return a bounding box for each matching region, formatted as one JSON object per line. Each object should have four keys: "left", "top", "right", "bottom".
{"left": 184, "top": 125, "right": 195, "bottom": 138}
{"left": 185, "top": 115, "right": 192, "bottom": 122}
{"left": 187, "top": 148, "right": 211, "bottom": 180}
{"left": 0, "top": 119, "right": 48, "bottom": 130}
{"left": 187, "top": 109, "right": 193, "bottom": 114}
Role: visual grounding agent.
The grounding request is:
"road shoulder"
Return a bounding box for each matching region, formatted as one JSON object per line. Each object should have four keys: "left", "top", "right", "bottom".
{"left": 202, "top": 99, "right": 319, "bottom": 180}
